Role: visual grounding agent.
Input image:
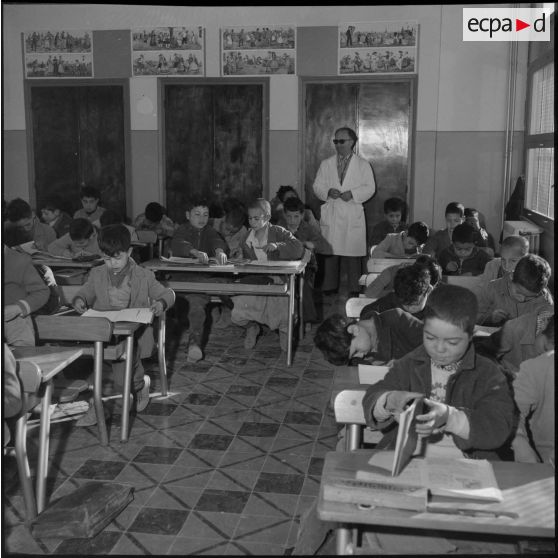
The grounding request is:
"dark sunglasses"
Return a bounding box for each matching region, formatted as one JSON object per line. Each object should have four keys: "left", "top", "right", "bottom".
{"left": 333, "top": 139, "right": 350, "bottom": 145}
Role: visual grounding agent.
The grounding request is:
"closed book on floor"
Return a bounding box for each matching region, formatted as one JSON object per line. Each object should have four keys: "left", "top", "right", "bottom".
{"left": 30, "top": 482, "right": 134, "bottom": 539}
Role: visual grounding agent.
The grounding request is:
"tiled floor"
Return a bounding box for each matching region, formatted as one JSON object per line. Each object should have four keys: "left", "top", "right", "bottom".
{"left": 3, "top": 292, "right": 347, "bottom": 555}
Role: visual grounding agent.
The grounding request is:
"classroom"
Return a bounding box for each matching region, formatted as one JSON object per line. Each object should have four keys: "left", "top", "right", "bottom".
{"left": 2, "top": 3, "right": 555, "bottom": 556}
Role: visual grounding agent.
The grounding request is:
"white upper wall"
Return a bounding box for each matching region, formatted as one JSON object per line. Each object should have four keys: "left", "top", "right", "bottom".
{"left": 2, "top": 3, "right": 526, "bottom": 133}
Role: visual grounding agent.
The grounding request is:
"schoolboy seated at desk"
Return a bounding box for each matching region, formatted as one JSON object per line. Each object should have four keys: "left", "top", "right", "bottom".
{"left": 4, "top": 197, "right": 56, "bottom": 250}
{"left": 47, "top": 218, "right": 100, "bottom": 258}
{"left": 3, "top": 244, "right": 50, "bottom": 346}
{"left": 369, "top": 220, "right": 429, "bottom": 260}
{"left": 231, "top": 198, "right": 304, "bottom": 352}
{"left": 99, "top": 209, "right": 138, "bottom": 242}
{"left": 40, "top": 195, "right": 72, "bottom": 238}
{"left": 134, "top": 201, "right": 176, "bottom": 239}
{"left": 73, "top": 185, "right": 105, "bottom": 226}
{"left": 423, "top": 201, "right": 465, "bottom": 260}
{"left": 362, "top": 283, "right": 515, "bottom": 460}
{"left": 437, "top": 222, "right": 492, "bottom": 276}
{"left": 367, "top": 196, "right": 408, "bottom": 248}
{"left": 212, "top": 201, "right": 248, "bottom": 260}
{"left": 71, "top": 224, "right": 175, "bottom": 425}
{"left": 476, "top": 254, "right": 553, "bottom": 326}
{"left": 464, "top": 207, "right": 495, "bottom": 258}
{"left": 168, "top": 195, "right": 229, "bottom": 363}
{"left": 361, "top": 265, "right": 433, "bottom": 320}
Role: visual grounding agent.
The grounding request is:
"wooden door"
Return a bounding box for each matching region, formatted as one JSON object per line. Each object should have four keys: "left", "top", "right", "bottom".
{"left": 29, "top": 85, "right": 126, "bottom": 217}
{"left": 303, "top": 79, "right": 413, "bottom": 240}
{"left": 164, "top": 82, "right": 265, "bottom": 224}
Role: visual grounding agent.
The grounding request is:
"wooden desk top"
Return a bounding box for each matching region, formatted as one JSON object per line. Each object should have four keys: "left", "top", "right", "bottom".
{"left": 30, "top": 256, "right": 103, "bottom": 269}
{"left": 142, "top": 258, "right": 306, "bottom": 275}
{"left": 12, "top": 346, "right": 84, "bottom": 382}
{"left": 318, "top": 450, "right": 555, "bottom": 539}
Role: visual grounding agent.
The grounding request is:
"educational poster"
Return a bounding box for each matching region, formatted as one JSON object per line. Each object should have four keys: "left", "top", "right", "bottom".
{"left": 220, "top": 25, "right": 296, "bottom": 76}
{"left": 23, "top": 30, "right": 93, "bottom": 78}
{"left": 338, "top": 21, "right": 418, "bottom": 75}
{"left": 131, "top": 26, "right": 205, "bottom": 76}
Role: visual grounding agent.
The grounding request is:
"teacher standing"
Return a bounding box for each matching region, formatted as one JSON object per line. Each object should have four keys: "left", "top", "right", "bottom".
{"left": 313, "top": 126, "right": 376, "bottom": 296}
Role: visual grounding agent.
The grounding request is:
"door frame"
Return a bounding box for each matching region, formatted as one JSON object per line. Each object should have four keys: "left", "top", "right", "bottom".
{"left": 23, "top": 78, "right": 131, "bottom": 215}
{"left": 158, "top": 77, "right": 270, "bottom": 207}
{"left": 299, "top": 74, "right": 418, "bottom": 220}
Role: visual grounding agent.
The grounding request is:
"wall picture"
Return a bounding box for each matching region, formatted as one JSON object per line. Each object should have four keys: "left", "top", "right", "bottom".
{"left": 131, "top": 26, "right": 205, "bottom": 76}
{"left": 220, "top": 25, "right": 296, "bottom": 76}
{"left": 24, "top": 30, "right": 93, "bottom": 78}
{"left": 338, "top": 21, "right": 418, "bottom": 75}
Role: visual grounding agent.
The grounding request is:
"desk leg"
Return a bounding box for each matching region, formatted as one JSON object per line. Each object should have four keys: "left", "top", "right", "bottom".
{"left": 15, "top": 400, "right": 37, "bottom": 522}
{"left": 346, "top": 424, "right": 363, "bottom": 452}
{"left": 336, "top": 525, "right": 353, "bottom": 555}
{"left": 287, "top": 274, "right": 296, "bottom": 366}
{"left": 120, "top": 334, "right": 134, "bottom": 443}
{"left": 36, "top": 380, "right": 53, "bottom": 514}
{"left": 93, "top": 342, "right": 109, "bottom": 446}
{"left": 158, "top": 313, "right": 168, "bottom": 396}
{"left": 298, "top": 273, "right": 304, "bottom": 341}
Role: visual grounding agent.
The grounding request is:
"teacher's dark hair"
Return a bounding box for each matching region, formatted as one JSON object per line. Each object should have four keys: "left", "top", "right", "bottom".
{"left": 335, "top": 127, "right": 358, "bottom": 146}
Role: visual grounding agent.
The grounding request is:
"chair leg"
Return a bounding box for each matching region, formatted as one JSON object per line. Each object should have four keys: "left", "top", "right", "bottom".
{"left": 346, "top": 424, "right": 362, "bottom": 451}
{"left": 93, "top": 342, "right": 109, "bottom": 446}
{"left": 120, "top": 334, "right": 134, "bottom": 443}
{"left": 36, "top": 380, "right": 53, "bottom": 514}
{"left": 15, "top": 401, "right": 37, "bottom": 522}
{"left": 158, "top": 313, "right": 168, "bottom": 396}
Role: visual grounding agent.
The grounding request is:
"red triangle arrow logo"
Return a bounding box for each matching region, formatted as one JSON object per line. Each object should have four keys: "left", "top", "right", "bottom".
{"left": 516, "top": 19, "right": 530, "bottom": 31}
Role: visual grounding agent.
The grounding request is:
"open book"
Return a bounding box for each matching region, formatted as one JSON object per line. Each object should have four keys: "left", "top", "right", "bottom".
{"left": 81, "top": 308, "right": 154, "bottom": 324}
{"left": 392, "top": 397, "right": 424, "bottom": 476}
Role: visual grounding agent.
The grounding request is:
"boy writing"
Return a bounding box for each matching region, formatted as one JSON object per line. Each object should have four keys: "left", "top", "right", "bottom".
{"left": 476, "top": 234, "right": 529, "bottom": 288}
{"left": 231, "top": 198, "right": 304, "bottom": 351}
{"left": 134, "top": 202, "right": 176, "bottom": 239}
{"left": 423, "top": 201, "right": 465, "bottom": 260}
{"left": 73, "top": 185, "right": 105, "bottom": 225}
{"left": 362, "top": 283, "right": 515, "bottom": 459}
{"left": 368, "top": 196, "right": 408, "bottom": 248}
{"left": 437, "top": 222, "right": 492, "bottom": 276}
{"left": 464, "top": 207, "right": 495, "bottom": 257}
{"left": 476, "top": 254, "right": 553, "bottom": 326}
{"left": 40, "top": 195, "right": 73, "bottom": 238}
{"left": 169, "top": 196, "right": 229, "bottom": 362}
{"left": 369, "top": 221, "right": 429, "bottom": 260}
{"left": 212, "top": 202, "right": 248, "bottom": 260}
{"left": 72, "top": 224, "right": 175, "bottom": 422}
{"left": 4, "top": 198, "right": 56, "bottom": 250}
{"left": 47, "top": 217, "right": 101, "bottom": 258}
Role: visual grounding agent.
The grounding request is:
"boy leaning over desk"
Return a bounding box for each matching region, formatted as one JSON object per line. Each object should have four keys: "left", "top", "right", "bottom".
{"left": 71, "top": 224, "right": 175, "bottom": 425}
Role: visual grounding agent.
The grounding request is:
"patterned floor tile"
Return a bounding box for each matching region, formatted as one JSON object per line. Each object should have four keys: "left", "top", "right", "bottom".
{"left": 168, "top": 537, "right": 230, "bottom": 555}
{"left": 132, "top": 445, "right": 183, "bottom": 465}
{"left": 179, "top": 510, "right": 241, "bottom": 540}
{"left": 73, "top": 459, "right": 127, "bottom": 480}
{"left": 242, "top": 492, "right": 300, "bottom": 518}
{"left": 109, "top": 531, "right": 175, "bottom": 555}
{"left": 254, "top": 472, "right": 305, "bottom": 495}
{"left": 233, "top": 514, "right": 293, "bottom": 544}
{"left": 188, "top": 433, "right": 234, "bottom": 451}
{"left": 55, "top": 531, "right": 122, "bottom": 554}
{"left": 128, "top": 506, "right": 189, "bottom": 535}
{"left": 195, "top": 488, "right": 251, "bottom": 514}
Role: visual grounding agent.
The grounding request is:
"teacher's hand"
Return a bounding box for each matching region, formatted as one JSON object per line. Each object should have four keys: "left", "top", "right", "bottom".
{"left": 327, "top": 188, "right": 341, "bottom": 199}
{"left": 340, "top": 190, "right": 353, "bottom": 202}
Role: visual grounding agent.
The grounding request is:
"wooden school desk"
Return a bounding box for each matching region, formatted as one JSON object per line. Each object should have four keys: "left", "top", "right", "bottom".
{"left": 318, "top": 450, "right": 555, "bottom": 555}
{"left": 11, "top": 346, "right": 84, "bottom": 518}
{"left": 142, "top": 258, "right": 307, "bottom": 366}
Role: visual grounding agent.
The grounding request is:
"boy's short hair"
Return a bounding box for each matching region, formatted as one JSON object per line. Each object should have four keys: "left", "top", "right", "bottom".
{"left": 445, "top": 202, "right": 465, "bottom": 218}
{"left": 99, "top": 209, "right": 123, "bottom": 228}
{"left": 98, "top": 224, "right": 131, "bottom": 256}
{"left": 69, "top": 218, "right": 94, "bottom": 241}
{"left": 314, "top": 313, "right": 356, "bottom": 365}
{"left": 413, "top": 254, "right": 442, "bottom": 287}
{"left": 512, "top": 254, "right": 551, "bottom": 294}
{"left": 384, "top": 197, "right": 406, "bottom": 215}
{"left": 501, "top": 234, "right": 529, "bottom": 253}
{"left": 145, "top": 202, "right": 165, "bottom": 223}
{"left": 248, "top": 198, "right": 271, "bottom": 217}
{"left": 185, "top": 195, "right": 210, "bottom": 212}
{"left": 80, "top": 186, "right": 101, "bottom": 200}
{"left": 393, "top": 266, "right": 431, "bottom": 306}
{"left": 451, "top": 223, "right": 476, "bottom": 244}
{"left": 283, "top": 197, "right": 305, "bottom": 214}
{"left": 406, "top": 221, "right": 429, "bottom": 244}
{"left": 6, "top": 198, "right": 32, "bottom": 222}
{"left": 224, "top": 206, "right": 247, "bottom": 229}
{"left": 41, "top": 195, "right": 64, "bottom": 212}
{"left": 423, "top": 283, "right": 478, "bottom": 336}
{"left": 464, "top": 207, "right": 479, "bottom": 218}
{"left": 276, "top": 185, "right": 297, "bottom": 202}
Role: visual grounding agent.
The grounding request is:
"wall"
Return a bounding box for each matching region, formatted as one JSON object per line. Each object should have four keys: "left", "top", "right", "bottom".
{"left": 2, "top": 3, "right": 528, "bottom": 247}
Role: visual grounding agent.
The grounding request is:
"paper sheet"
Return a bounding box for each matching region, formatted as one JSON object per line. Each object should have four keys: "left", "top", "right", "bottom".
{"left": 81, "top": 308, "right": 154, "bottom": 324}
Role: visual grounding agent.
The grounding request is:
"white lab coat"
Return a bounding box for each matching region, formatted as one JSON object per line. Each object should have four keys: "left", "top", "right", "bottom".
{"left": 312, "top": 153, "right": 376, "bottom": 256}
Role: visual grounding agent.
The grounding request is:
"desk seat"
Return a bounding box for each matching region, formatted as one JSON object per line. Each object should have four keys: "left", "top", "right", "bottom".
{"left": 165, "top": 281, "right": 288, "bottom": 296}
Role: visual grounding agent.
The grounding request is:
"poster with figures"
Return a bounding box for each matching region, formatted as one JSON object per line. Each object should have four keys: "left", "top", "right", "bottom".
{"left": 338, "top": 21, "right": 418, "bottom": 75}
{"left": 220, "top": 25, "right": 296, "bottom": 76}
{"left": 131, "top": 26, "right": 205, "bottom": 76}
{"left": 23, "top": 30, "right": 93, "bottom": 78}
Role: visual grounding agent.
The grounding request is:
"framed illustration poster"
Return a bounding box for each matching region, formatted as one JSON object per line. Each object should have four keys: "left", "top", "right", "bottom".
{"left": 131, "top": 26, "right": 205, "bottom": 76}
{"left": 338, "top": 21, "right": 418, "bottom": 75}
{"left": 24, "top": 30, "right": 93, "bottom": 78}
{"left": 220, "top": 25, "right": 296, "bottom": 76}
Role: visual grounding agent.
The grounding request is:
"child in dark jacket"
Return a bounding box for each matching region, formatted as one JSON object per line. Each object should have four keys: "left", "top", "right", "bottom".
{"left": 231, "top": 198, "right": 304, "bottom": 351}
{"left": 40, "top": 195, "right": 73, "bottom": 238}
{"left": 169, "top": 196, "right": 229, "bottom": 362}
{"left": 438, "top": 223, "right": 492, "bottom": 276}
{"left": 362, "top": 284, "right": 515, "bottom": 460}
{"left": 368, "top": 196, "right": 408, "bottom": 248}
